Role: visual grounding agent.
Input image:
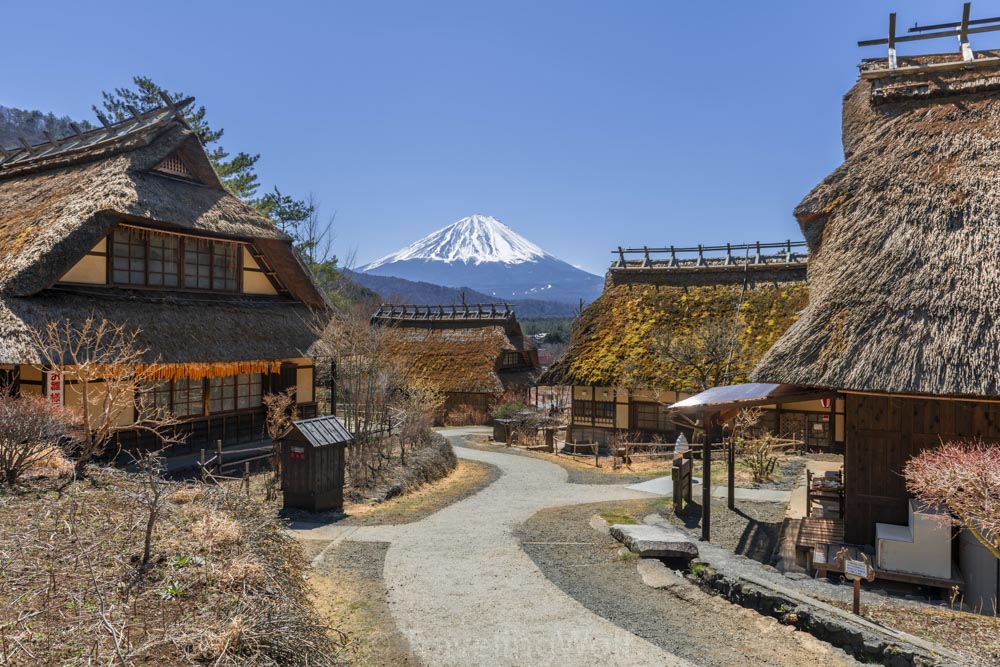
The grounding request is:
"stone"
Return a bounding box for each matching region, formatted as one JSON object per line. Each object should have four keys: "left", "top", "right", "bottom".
{"left": 609, "top": 523, "right": 699, "bottom": 560}
{"left": 636, "top": 559, "right": 687, "bottom": 589}
{"left": 783, "top": 572, "right": 809, "bottom": 581}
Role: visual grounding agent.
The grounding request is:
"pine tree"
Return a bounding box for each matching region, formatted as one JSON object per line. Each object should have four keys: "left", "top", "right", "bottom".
{"left": 97, "top": 76, "right": 261, "bottom": 200}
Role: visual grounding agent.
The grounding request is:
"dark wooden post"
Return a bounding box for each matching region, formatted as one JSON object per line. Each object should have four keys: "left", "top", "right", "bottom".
{"left": 702, "top": 411, "right": 712, "bottom": 541}
{"left": 215, "top": 439, "right": 223, "bottom": 474}
{"left": 728, "top": 423, "right": 736, "bottom": 511}
{"left": 330, "top": 359, "right": 337, "bottom": 416}
{"left": 828, "top": 396, "right": 836, "bottom": 451}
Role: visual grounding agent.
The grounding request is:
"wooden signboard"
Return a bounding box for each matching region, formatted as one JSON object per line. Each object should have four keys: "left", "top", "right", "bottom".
{"left": 834, "top": 549, "right": 876, "bottom": 614}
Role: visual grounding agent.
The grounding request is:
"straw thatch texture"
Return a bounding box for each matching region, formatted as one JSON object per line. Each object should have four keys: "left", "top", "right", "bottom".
{"left": 542, "top": 280, "right": 808, "bottom": 389}
{"left": 752, "top": 54, "right": 1000, "bottom": 397}
{"left": 0, "top": 289, "right": 321, "bottom": 366}
{"left": 383, "top": 325, "right": 513, "bottom": 393}
{"left": 0, "top": 121, "right": 288, "bottom": 297}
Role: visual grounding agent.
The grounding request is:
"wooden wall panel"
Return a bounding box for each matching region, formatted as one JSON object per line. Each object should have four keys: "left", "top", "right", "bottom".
{"left": 845, "top": 394, "right": 1000, "bottom": 544}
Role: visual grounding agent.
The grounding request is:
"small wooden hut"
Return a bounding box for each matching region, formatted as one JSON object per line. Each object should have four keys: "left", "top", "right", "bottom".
{"left": 540, "top": 242, "right": 823, "bottom": 447}
{"left": 752, "top": 12, "right": 1000, "bottom": 566}
{"left": 279, "top": 415, "right": 352, "bottom": 513}
{"left": 0, "top": 98, "right": 328, "bottom": 449}
{"left": 372, "top": 303, "right": 540, "bottom": 416}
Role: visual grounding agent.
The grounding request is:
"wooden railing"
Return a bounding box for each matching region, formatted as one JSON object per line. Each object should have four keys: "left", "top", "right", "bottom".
{"left": 372, "top": 303, "right": 515, "bottom": 322}
{"left": 611, "top": 241, "right": 808, "bottom": 270}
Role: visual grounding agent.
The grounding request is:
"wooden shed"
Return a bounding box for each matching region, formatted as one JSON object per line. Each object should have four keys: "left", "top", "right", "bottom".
{"left": 279, "top": 415, "right": 352, "bottom": 513}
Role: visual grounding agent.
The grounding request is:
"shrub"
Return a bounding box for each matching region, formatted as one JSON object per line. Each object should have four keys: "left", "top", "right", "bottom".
{"left": 739, "top": 434, "right": 779, "bottom": 483}
{"left": 0, "top": 394, "right": 78, "bottom": 486}
{"left": 444, "top": 404, "right": 488, "bottom": 426}
{"left": 904, "top": 439, "right": 1000, "bottom": 560}
{"left": 491, "top": 401, "right": 525, "bottom": 420}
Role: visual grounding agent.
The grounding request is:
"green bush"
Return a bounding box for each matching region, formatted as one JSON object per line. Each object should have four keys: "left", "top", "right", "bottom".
{"left": 491, "top": 401, "right": 525, "bottom": 420}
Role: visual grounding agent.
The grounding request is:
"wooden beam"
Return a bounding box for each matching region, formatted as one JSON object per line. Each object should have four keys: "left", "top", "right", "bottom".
{"left": 888, "top": 13, "right": 898, "bottom": 70}
{"left": 702, "top": 411, "right": 712, "bottom": 542}
{"left": 909, "top": 13, "right": 1000, "bottom": 32}
{"left": 861, "top": 54, "right": 1000, "bottom": 79}
{"left": 961, "top": 2, "right": 975, "bottom": 62}
{"left": 158, "top": 90, "right": 177, "bottom": 110}
{"left": 858, "top": 21, "right": 1000, "bottom": 47}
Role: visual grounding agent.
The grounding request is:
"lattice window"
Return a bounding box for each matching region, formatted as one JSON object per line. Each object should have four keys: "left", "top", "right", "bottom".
{"left": 154, "top": 153, "right": 195, "bottom": 179}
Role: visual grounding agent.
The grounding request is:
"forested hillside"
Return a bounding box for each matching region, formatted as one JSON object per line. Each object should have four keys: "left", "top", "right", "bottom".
{"left": 0, "top": 105, "right": 92, "bottom": 149}
{"left": 346, "top": 270, "right": 580, "bottom": 317}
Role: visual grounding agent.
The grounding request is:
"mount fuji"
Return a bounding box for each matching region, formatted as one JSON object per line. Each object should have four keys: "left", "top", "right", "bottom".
{"left": 360, "top": 215, "right": 603, "bottom": 304}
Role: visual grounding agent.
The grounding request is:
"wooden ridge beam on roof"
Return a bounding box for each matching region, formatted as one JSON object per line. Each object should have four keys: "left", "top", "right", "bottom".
{"left": 861, "top": 54, "right": 1000, "bottom": 79}
{"left": 0, "top": 96, "right": 195, "bottom": 170}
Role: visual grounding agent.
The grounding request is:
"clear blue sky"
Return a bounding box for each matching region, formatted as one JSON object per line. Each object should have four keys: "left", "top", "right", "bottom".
{"left": 5, "top": 1, "right": 999, "bottom": 274}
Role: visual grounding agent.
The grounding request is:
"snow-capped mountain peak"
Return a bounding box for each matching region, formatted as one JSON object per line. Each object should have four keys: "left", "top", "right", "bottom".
{"left": 364, "top": 214, "right": 550, "bottom": 269}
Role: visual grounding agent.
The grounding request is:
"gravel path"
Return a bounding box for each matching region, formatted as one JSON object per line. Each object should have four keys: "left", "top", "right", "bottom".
{"left": 351, "top": 427, "right": 691, "bottom": 666}
{"left": 517, "top": 501, "right": 859, "bottom": 667}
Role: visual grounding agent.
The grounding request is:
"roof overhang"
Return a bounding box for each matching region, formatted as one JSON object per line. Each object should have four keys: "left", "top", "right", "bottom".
{"left": 668, "top": 382, "right": 836, "bottom": 415}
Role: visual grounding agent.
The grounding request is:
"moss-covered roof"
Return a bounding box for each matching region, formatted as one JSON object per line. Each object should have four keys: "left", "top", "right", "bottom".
{"left": 542, "top": 281, "right": 808, "bottom": 390}
{"left": 383, "top": 325, "right": 514, "bottom": 394}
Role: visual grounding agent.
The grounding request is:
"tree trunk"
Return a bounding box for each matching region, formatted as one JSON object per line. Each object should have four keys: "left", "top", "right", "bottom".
{"left": 142, "top": 507, "right": 158, "bottom": 565}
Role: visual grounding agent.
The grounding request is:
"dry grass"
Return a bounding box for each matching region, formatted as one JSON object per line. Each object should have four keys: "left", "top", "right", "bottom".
{"left": 20, "top": 446, "right": 74, "bottom": 481}
{"left": 341, "top": 458, "right": 496, "bottom": 525}
{"left": 167, "top": 486, "right": 201, "bottom": 504}
{"left": 0, "top": 468, "right": 343, "bottom": 666}
{"left": 824, "top": 598, "right": 1000, "bottom": 666}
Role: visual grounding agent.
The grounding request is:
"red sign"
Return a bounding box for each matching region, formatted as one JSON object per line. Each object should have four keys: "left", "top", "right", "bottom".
{"left": 820, "top": 398, "right": 833, "bottom": 409}
{"left": 47, "top": 372, "right": 64, "bottom": 407}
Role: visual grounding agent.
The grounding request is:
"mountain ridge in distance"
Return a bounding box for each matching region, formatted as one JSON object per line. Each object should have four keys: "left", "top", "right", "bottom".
{"left": 360, "top": 214, "right": 603, "bottom": 304}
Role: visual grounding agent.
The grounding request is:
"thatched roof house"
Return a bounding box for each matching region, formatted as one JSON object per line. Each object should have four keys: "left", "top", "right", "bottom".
{"left": 753, "top": 51, "right": 1000, "bottom": 397}
{"left": 373, "top": 304, "right": 540, "bottom": 414}
{"left": 544, "top": 243, "right": 808, "bottom": 390}
{"left": 541, "top": 243, "right": 814, "bottom": 446}
{"left": 0, "top": 98, "right": 327, "bottom": 447}
{"left": 751, "top": 41, "right": 1000, "bottom": 557}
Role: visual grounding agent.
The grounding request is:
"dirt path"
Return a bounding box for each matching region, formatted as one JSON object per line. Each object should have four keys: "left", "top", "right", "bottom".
{"left": 518, "top": 500, "right": 858, "bottom": 667}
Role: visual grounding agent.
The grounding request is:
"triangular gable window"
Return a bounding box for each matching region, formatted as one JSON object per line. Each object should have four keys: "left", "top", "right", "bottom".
{"left": 154, "top": 153, "right": 196, "bottom": 180}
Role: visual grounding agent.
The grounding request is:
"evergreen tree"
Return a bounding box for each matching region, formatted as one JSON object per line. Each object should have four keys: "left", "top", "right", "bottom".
{"left": 97, "top": 76, "right": 261, "bottom": 200}
{"left": 255, "top": 186, "right": 313, "bottom": 239}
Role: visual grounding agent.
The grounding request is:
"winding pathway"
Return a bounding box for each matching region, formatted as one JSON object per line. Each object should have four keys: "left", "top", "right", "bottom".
{"left": 348, "top": 428, "right": 690, "bottom": 666}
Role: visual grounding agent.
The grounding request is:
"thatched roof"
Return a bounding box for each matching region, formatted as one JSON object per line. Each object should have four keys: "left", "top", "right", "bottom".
{"left": 0, "top": 100, "right": 324, "bottom": 306}
{"left": 541, "top": 267, "right": 808, "bottom": 389}
{"left": 0, "top": 288, "right": 320, "bottom": 368}
{"left": 752, "top": 52, "right": 1000, "bottom": 398}
{"left": 0, "top": 97, "right": 330, "bottom": 371}
{"left": 377, "top": 306, "right": 538, "bottom": 394}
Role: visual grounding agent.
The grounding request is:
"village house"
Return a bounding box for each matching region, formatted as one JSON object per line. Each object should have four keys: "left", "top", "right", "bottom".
{"left": 0, "top": 98, "right": 326, "bottom": 449}
{"left": 540, "top": 242, "right": 838, "bottom": 447}
{"left": 372, "top": 303, "right": 540, "bottom": 418}
{"left": 689, "top": 27, "right": 1000, "bottom": 603}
